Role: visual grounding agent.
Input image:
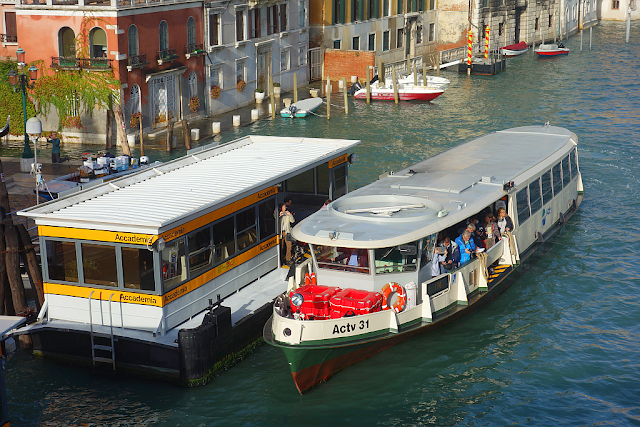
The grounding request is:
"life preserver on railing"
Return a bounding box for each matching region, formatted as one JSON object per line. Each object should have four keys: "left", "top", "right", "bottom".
{"left": 381, "top": 282, "right": 406, "bottom": 313}
{"left": 304, "top": 273, "right": 311, "bottom": 285}
{"left": 310, "top": 272, "right": 317, "bottom": 285}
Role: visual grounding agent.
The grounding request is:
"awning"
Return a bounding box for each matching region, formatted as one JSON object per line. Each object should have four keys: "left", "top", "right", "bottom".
{"left": 145, "top": 66, "right": 188, "bottom": 83}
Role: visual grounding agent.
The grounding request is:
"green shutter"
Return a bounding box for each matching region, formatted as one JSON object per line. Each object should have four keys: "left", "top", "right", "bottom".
{"left": 340, "top": 0, "right": 346, "bottom": 22}
{"left": 358, "top": 0, "right": 364, "bottom": 20}
{"left": 374, "top": 0, "right": 380, "bottom": 17}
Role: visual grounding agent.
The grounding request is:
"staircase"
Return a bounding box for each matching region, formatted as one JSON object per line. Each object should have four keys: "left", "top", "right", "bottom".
{"left": 88, "top": 291, "right": 116, "bottom": 370}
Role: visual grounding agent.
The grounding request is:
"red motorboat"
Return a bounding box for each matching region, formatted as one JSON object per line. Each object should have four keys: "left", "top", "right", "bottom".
{"left": 535, "top": 43, "right": 570, "bottom": 57}
{"left": 499, "top": 41, "right": 529, "bottom": 57}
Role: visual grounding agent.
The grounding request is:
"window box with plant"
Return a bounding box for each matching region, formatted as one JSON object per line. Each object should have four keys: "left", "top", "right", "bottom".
{"left": 210, "top": 85, "right": 221, "bottom": 99}
{"left": 189, "top": 96, "right": 200, "bottom": 112}
{"left": 237, "top": 79, "right": 247, "bottom": 92}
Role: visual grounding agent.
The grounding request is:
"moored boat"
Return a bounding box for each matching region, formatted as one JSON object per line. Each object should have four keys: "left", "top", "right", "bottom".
{"left": 280, "top": 97, "right": 323, "bottom": 118}
{"left": 535, "top": 42, "right": 570, "bottom": 57}
{"left": 265, "top": 124, "right": 584, "bottom": 393}
{"left": 353, "top": 83, "right": 444, "bottom": 101}
{"left": 499, "top": 41, "right": 529, "bottom": 57}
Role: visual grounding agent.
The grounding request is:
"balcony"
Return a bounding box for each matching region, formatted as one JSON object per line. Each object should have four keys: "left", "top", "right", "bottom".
{"left": 51, "top": 57, "right": 113, "bottom": 70}
{"left": 185, "top": 43, "right": 204, "bottom": 59}
{"left": 127, "top": 54, "right": 149, "bottom": 72}
{"left": 0, "top": 34, "right": 17, "bottom": 43}
{"left": 157, "top": 48, "right": 178, "bottom": 65}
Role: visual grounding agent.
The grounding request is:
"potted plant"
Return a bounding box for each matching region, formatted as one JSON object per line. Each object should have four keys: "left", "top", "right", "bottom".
{"left": 273, "top": 82, "right": 281, "bottom": 97}
{"left": 189, "top": 96, "right": 200, "bottom": 112}
{"left": 255, "top": 88, "right": 265, "bottom": 103}
{"left": 237, "top": 79, "right": 247, "bottom": 92}
{"left": 210, "top": 85, "right": 221, "bottom": 99}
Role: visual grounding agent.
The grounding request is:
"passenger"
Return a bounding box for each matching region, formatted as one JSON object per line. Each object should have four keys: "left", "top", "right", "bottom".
{"left": 466, "top": 222, "right": 484, "bottom": 249}
{"left": 322, "top": 199, "right": 332, "bottom": 208}
{"left": 455, "top": 230, "right": 476, "bottom": 265}
{"left": 279, "top": 203, "right": 295, "bottom": 263}
{"left": 439, "top": 237, "right": 460, "bottom": 274}
{"left": 484, "top": 214, "right": 501, "bottom": 249}
{"left": 496, "top": 207, "right": 514, "bottom": 235}
{"left": 331, "top": 248, "right": 368, "bottom": 272}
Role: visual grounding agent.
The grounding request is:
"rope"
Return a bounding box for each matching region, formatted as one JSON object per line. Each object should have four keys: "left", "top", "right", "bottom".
{"left": 504, "top": 231, "right": 516, "bottom": 256}
{"left": 477, "top": 251, "right": 489, "bottom": 282}
{"left": 307, "top": 110, "right": 327, "bottom": 118}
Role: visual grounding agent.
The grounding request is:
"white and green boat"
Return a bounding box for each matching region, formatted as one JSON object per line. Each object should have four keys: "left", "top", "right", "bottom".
{"left": 264, "top": 125, "right": 584, "bottom": 393}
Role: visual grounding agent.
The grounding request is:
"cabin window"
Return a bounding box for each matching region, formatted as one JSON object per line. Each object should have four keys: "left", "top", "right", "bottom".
{"left": 562, "top": 155, "right": 570, "bottom": 188}
{"left": 427, "top": 275, "right": 449, "bottom": 296}
{"left": 375, "top": 243, "right": 418, "bottom": 274}
{"left": 419, "top": 234, "right": 437, "bottom": 269}
{"left": 258, "top": 198, "right": 277, "bottom": 240}
{"left": 81, "top": 243, "right": 118, "bottom": 287}
{"left": 516, "top": 188, "right": 530, "bottom": 225}
{"left": 214, "top": 217, "right": 236, "bottom": 263}
{"left": 552, "top": 162, "right": 562, "bottom": 196}
{"left": 316, "top": 246, "right": 370, "bottom": 274}
{"left": 570, "top": 149, "right": 578, "bottom": 180}
{"left": 333, "top": 164, "right": 347, "bottom": 198}
{"left": 188, "top": 227, "right": 213, "bottom": 277}
{"left": 529, "top": 179, "right": 542, "bottom": 215}
{"left": 46, "top": 240, "right": 79, "bottom": 283}
{"left": 541, "top": 170, "right": 553, "bottom": 205}
{"left": 286, "top": 168, "right": 315, "bottom": 193}
{"left": 237, "top": 207, "right": 258, "bottom": 251}
{"left": 162, "top": 238, "right": 186, "bottom": 291}
{"left": 122, "top": 247, "right": 155, "bottom": 291}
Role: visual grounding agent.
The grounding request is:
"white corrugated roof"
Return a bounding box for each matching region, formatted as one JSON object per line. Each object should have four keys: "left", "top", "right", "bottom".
{"left": 19, "top": 135, "right": 359, "bottom": 233}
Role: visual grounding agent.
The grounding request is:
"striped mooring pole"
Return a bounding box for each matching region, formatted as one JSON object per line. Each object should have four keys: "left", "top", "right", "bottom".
{"left": 485, "top": 26, "right": 490, "bottom": 59}
{"left": 467, "top": 29, "right": 472, "bottom": 75}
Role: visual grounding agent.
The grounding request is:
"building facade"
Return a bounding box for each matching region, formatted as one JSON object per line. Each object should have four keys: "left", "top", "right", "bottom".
{"left": 599, "top": 0, "right": 638, "bottom": 20}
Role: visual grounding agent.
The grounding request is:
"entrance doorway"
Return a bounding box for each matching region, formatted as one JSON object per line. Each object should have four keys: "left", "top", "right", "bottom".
{"left": 257, "top": 48, "right": 271, "bottom": 94}
{"left": 149, "top": 74, "right": 179, "bottom": 129}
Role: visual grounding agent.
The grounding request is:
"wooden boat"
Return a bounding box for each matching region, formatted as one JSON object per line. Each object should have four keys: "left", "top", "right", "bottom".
{"left": 535, "top": 43, "right": 570, "bottom": 57}
{"left": 265, "top": 125, "right": 584, "bottom": 393}
{"left": 499, "top": 41, "right": 529, "bottom": 57}
{"left": 280, "top": 98, "right": 323, "bottom": 118}
{"left": 353, "top": 83, "right": 444, "bottom": 101}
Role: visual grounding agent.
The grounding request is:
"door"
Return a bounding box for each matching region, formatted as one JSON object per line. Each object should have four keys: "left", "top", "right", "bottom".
{"left": 309, "top": 47, "right": 322, "bottom": 82}
{"left": 515, "top": 10, "right": 523, "bottom": 43}
{"left": 150, "top": 75, "right": 180, "bottom": 129}
{"left": 257, "top": 49, "right": 271, "bottom": 93}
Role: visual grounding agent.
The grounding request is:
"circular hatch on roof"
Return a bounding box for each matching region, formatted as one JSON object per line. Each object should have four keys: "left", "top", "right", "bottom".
{"left": 331, "top": 195, "right": 445, "bottom": 223}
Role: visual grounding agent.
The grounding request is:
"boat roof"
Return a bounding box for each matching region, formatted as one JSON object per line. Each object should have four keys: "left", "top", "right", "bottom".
{"left": 19, "top": 135, "right": 360, "bottom": 235}
{"left": 293, "top": 125, "right": 577, "bottom": 248}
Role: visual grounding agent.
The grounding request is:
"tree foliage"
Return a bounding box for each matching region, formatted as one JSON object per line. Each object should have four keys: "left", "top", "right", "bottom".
{"left": 0, "top": 59, "right": 37, "bottom": 136}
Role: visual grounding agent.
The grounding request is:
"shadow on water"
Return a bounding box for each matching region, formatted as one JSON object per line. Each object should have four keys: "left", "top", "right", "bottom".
{"left": 5, "top": 21, "right": 640, "bottom": 426}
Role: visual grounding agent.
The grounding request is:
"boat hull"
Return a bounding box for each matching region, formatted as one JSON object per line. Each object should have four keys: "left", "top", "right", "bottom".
{"left": 500, "top": 48, "right": 529, "bottom": 57}
{"left": 353, "top": 89, "right": 444, "bottom": 101}
{"left": 535, "top": 49, "right": 570, "bottom": 57}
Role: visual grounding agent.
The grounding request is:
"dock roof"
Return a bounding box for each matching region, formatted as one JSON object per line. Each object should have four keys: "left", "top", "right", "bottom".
{"left": 19, "top": 135, "right": 360, "bottom": 235}
{"left": 294, "top": 125, "right": 578, "bottom": 248}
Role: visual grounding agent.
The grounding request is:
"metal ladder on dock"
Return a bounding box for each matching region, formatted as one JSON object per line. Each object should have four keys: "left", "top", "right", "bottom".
{"left": 88, "top": 291, "right": 116, "bottom": 370}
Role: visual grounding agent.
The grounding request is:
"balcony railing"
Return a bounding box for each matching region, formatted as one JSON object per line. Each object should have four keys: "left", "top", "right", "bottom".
{"left": 127, "top": 54, "right": 149, "bottom": 71}
{"left": 157, "top": 48, "right": 178, "bottom": 65}
{"left": 185, "top": 43, "right": 204, "bottom": 59}
{"left": 0, "top": 34, "right": 17, "bottom": 43}
{"left": 51, "top": 57, "right": 113, "bottom": 70}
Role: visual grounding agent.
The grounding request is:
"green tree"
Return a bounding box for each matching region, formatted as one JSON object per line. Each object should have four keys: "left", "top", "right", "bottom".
{"left": 0, "top": 59, "right": 37, "bottom": 136}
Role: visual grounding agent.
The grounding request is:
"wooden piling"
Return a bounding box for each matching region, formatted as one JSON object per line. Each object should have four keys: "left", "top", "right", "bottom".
{"left": 17, "top": 224, "right": 43, "bottom": 310}
{"left": 378, "top": 60, "right": 384, "bottom": 87}
{"left": 0, "top": 160, "right": 11, "bottom": 217}
{"left": 4, "top": 224, "right": 28, "bottom": 315}
{"left": 393, "top": 69, "right": 399, "bottom": 104}
{"left": 166, "top": 121, "right": 174, "bottom": 152}
{"left": 437, "top": 52, "right": 441, "bottom": 76}
{"left": 366, "top": 66, "right": 371, "bottom": 104}
{"left": 269, "top": 76, "right": 276, "bottom": 119}
{"left": 590, "top": 27, "right": 592, "bottom": 50}
{"left": 2, "top": 272, "right": 13, "bottom": 316}
{"left": 580, "top": 29, "right": 583, "bottom": 51}
{"left": 181, "top": 120, "right": 191, "bottom": 150}
{"left": 327, "top": 77, "right": 331, "bottom": 119}
{"left": 139, "top": 116, "right": 144, "bottom": 157}
{"left": 342, "top": 77, "right": 348, "bottom": 114}
{"left": 105, "top": 109, "right": 113, "bottom": 150}
{"left": 293, "top": 73, "right": 298, "bottom": 103}
{"left": 423, "top": 61, "right": 428, "bottom": 86}
{"left": 0, "top": 227, "right": 7, "bottom": 315}
{"left": 413, "top": 62, "right": 417, "bottom": 85}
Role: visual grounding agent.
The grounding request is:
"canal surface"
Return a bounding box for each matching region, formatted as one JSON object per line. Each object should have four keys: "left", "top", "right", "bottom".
{"left": 5, "top": 21, "right": 640, "bottom": 426}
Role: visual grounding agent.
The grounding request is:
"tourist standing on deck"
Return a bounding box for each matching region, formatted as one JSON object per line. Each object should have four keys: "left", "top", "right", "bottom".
{"left": 496, "top": 208, "right": 514, "bottom": 235}
{"left": 455, "top": 230, "right": 475, "bottom": 265}
{"left": 279, "top": 203, "right": 295, "bottom": 263}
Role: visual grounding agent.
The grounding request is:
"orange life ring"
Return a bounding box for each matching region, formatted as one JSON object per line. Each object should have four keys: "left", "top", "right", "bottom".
{"left": 381, "top": 282, "right": 406, "bottom": 313}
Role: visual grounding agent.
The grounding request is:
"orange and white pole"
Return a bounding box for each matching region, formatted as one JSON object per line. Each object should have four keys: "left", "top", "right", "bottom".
{"left": 467, "top": 29, "right": 472, "bottom": 75}
{"left": 485, "top": 26, "right": 490, "bottom": 59}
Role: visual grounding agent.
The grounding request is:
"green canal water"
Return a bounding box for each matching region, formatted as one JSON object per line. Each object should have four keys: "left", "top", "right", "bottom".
{"left": 5, "top": 21, "right": 640, "bottom": 426}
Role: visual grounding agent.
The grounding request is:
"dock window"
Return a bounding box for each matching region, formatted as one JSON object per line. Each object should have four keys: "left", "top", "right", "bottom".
{"left": 258, "top": 199, "right": 276, "bottom": 240}
{"left": 562, "top": 155, "right": 570, "bottom": 188}
{"left": 237, "top": 207, "right": 257, "bottom": 251}
{"left": 529, "top": 179, "right": 542, "bottom": 215}
{"left": 552, "top": 162, "right": 562, "bottom": 196}
{"left": 516, "top": 188, "right": 530, "bottom": 225}
{"left": 46, "top": 240, "right": 78, "bottom": 283}
{"left": 188, "top": 227, "right": 213, "bottom": 277}
{"left": 122, "top": 247, "right": 155, "bottom": 291}
{"left": 316, "top": 246, "right": 370, "bottom": 274}
{"left": 81, "top": 243, "right": 118, "bottom": 287}
{"left": 286, "top": 168, "right": 315, "bottom": 193}
{"left": 162, "top": 238, "right": 186, "bottom": 291}
{"left": 541, "top": 170, "right": 552, "bottom": 205}
{"left": 333, "top": 164, "right": 347, "bottom": 199}
{"left": 570, "top": 149, "right": 578, "bottom": 180}
{"left": 375, "top": 243, "right": 417, "bottom": 274}
{"left": 214, "top": 217, "right": 236, "bottom": 262}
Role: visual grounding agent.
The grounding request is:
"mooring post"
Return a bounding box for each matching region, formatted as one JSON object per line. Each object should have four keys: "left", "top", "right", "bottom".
{"left": 626, "top": 7, "right": 631, "bottom": 43}
{"left": 342, "top": 77, "right": 348, "bottom": 114}
{"left": 580, "top": 29, "right": 583, "bottom": 50}
{"left": 139, "top": 117, "right": 144, "bottom": 157}
{"left": 590, "top": 26, "right": 592, "bottom": 50}
{"left": 269, "top": 75, "right": 275, "bottom": 119}
{"left": 437, "top": 52, "right": 441, "bottom": 76}
{"left": 166, "top": 121, "right": 173, "bottom": 152}
{"left": 327, "top": 79, "right": 331, "bottom": 120}
{"left": 378, "top": 60, "right": 384, "bottom": 87}
{"left": 366, "top": 66, "right": 371, "bottom": 104}
{"left": 393, "top": 69, "right": 399, "bottom": 104}
{"left": 423, "top": 59, "right": 428, "bottom": 85}
{"left": 413, "top": 62, "right": 417, "bottom": 85}
{"left": 293, "top": 73, "right": 298, "bottom": 103}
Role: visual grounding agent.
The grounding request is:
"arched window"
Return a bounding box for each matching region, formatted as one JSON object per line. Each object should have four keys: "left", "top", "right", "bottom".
{"left": 89, "top": 27, "right": 107, "bottom": 58}
{"left": 159, "top": 20, "right": 169, "bottom": 51}
{"left": 187, "top": 17, "right": 196, "bottom": 47}
{"left": 128, "top": 25, "right": 139, "bottom": 57}
{"left": 58, "top": 27, "right": 76, "bottom": 58}
{"left": 130, "top": 84, "right": 141, "bottom": 115}
{"left": 189, "top": 71, "right": 197, "bottom": 98}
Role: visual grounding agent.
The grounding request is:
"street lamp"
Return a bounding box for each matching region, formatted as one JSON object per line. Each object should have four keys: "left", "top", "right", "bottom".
{"left": 7, "top": 47, "right": 38, "bottom": 172}
{"left": 26, "top": 117, "right": 42, "bottom": 204}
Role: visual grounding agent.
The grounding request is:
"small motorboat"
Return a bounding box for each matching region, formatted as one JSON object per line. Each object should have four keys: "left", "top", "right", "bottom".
{"left": 353, "top": 82, "right": 444, "bottom": 102}
{"left": 280, "top": 98, "right": 323, "bottom": 118}
{"left": 499, "top": 42, "right": 529, "bottom": 57}
{"left": 535, "top": 42, "right": 570, "bottom": 57}
{"left": 391, "top": 74, "right": 451, "bottom": 90}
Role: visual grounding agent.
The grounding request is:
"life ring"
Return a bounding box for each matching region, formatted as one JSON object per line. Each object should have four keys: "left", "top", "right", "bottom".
{"left": 381, "top": 282, "right": 406, "bottom": 313}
